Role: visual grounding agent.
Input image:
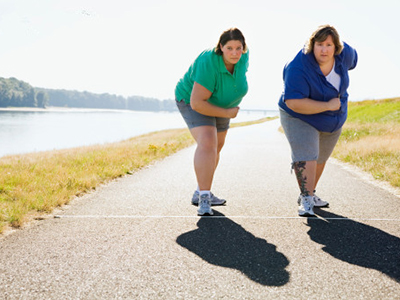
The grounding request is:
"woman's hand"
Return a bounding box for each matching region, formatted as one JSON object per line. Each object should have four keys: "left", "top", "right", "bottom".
{"left": 226, "top": 107, "right": 240, "bottom": 118}
{"left": 326, "top": 97, "right": 341, "bottom": 111}
{"left": 190, "top": 82, "right": 239, "bottom": 118}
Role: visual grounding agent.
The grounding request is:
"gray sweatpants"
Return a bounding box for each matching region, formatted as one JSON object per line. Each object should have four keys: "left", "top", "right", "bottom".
{"left": 280, "top": 109, "right": 342, "bottom": 164}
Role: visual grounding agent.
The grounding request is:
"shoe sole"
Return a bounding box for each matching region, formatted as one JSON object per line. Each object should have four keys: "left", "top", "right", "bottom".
{"left": 298, "top": 213, "right": 315, "bottom": 217}
{"left": 298, "top": 208, "right": 315, "bottom": 217}
{"left": 197, "top": 211, "right": 214, "bottom": 216}
{"left": 314, "top": 203, "right": 329, "bottom": 208}
{"left": 192, "top": 201, "right": 226, "bottom": 206}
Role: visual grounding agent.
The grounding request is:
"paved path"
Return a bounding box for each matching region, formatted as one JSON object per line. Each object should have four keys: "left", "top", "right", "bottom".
{"left": 1, "top": 119, "right": 399, "bottom": 299}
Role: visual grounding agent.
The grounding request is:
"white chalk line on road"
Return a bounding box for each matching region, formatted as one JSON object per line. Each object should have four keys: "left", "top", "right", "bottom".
{"left": 54, "top": 215, "right": 400, "bottom": 221}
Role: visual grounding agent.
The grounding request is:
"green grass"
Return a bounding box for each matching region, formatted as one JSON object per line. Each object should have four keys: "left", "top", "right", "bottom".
{"left": 333, "top": 97, "right": 400, "bottom": 188}
{"left": 346, "top": 98, "right": 400, "bottom": 123}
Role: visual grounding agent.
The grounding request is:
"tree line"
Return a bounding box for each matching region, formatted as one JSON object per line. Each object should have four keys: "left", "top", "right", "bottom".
{"left": 0, "top": 77, "right": 177, "bottom": 111}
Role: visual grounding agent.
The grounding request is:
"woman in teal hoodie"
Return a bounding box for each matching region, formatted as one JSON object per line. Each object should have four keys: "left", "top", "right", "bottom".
{"left": 278, "top": 25, "right": 358, "bottom": 217}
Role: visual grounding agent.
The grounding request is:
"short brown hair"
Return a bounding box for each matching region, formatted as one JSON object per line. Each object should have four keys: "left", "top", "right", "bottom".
{"left": 304, "top": 25, "right": 343, "bottom": 55}
{"left": 215, "top": 28, "right": 247, "bottom": 55}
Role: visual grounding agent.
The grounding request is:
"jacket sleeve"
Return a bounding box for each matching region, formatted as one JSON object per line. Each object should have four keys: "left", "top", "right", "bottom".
{"left": 283, "top": 66, "right": 310, "bottom": 100}
{"left": 342, "top": 42, "right": 358, "bottom": 70}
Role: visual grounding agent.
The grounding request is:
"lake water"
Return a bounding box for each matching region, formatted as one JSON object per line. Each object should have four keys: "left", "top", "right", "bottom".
{"left": 0, "top": 108, "right": 277, "bottom": 157}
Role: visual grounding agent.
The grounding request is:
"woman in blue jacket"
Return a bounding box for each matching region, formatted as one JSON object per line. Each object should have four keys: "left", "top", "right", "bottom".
{"left": 278, "top": 24, "right": 358, "bottom": 217}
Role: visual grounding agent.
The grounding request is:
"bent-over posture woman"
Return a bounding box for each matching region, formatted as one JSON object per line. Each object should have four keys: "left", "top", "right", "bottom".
{"left": 175, "top": 28, "right": 249, "bottom": 216}
{"left": 278, "top": 24, "right": 358, "bottom": 216}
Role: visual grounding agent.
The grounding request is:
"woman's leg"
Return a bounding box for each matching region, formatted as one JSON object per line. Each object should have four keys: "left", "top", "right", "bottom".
{"left": 294, "top": 161, "right": 326, "bottom": 195}
{"left": 175, "top": 100, "right": 229, "bottom": 213}
{"left": 293, "top": 160, "right": 316, "bottom": 197}
{"left": 215, "top": 129, "right": 228, "bottom": 170}
{"left": 314, "top": 128, "right": 342, "bottom": 191}
{"left": 280, "top": 109, "right": 319, "bottom": 216}
{"left": 294, "top": 160, "right": 316, "bottom": 216}
{"left": 315, "top": 162, "right": 326, "bottom": 190}
{"left": 190, "top": 126, "right": 219, "bottom": 191}
{"left": 280, "top": 109, "right": 319, "bottom": 197}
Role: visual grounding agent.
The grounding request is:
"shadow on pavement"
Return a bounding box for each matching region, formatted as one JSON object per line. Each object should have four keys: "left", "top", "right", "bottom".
{"left": 308, "top": 209, "right": 400, "bottom": 283}
{"left": 176, "top": 210, "right": 289, "bottom": 286}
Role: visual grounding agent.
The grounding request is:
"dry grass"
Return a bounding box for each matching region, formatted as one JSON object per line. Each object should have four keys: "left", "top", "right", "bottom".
{"left": 231, "top": 116, "right": 278, "bottom": 128}
{"left": 333, "top": 98, "right": 400, "bottom": 188}
{"left": 0, "top": 128, "right": 194, "bottom": 233}
{"left": 333, "top": 125, "right": 400, "bottom": 187}
{"left": 0, "top": 117, "right": 275, "bottom": 234}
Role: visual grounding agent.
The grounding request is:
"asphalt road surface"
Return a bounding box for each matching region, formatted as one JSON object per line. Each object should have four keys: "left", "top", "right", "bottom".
{"left": 1, "top": 119, "right": 399, "bottom": 299}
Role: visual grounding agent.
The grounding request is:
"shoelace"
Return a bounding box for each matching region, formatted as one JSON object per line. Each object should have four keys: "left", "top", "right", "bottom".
{"left": 314, "top": 195, "right": 327, "bottom": 205}
{"left": 303, "top": 199, "right": 312, "bottom": 210}
{"left": 199, "top": 197, "right": 210, "bottom": 208}
{"left": 195, "top": 192, "right": 215, "bottom": 201}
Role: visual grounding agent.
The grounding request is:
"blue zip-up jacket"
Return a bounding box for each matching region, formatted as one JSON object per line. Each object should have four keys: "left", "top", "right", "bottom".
{"left": 278, "top": 42, "right": 358, "bottom": 132}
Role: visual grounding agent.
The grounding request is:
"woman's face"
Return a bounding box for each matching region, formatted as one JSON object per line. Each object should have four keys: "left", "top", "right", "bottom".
{"left": 313, "top": 35, "right": 335, "bottom": 65}
{"left": 220, "top": 40, "right": 244, "bottom": 67}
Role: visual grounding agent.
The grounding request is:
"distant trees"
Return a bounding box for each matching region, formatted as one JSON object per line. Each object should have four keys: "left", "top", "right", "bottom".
{"left": 0, "top": 77, "right": 36, "bottom": 107}
{"left": 40, "top": 88, "right": 176, "bottom": 111}
{"left": 40, "top": 88, "right": 128, "bottom": 110}
{"left": 36, "top": 91, "right": 49, "bottom": 108}
{"left": 0, "top": 77, "right": 177, "bottom": 111}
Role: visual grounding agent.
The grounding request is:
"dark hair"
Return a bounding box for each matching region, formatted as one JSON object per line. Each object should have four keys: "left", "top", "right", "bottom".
{"left": 304, "top": 24, "right": 343, "bottom": 55}
{"left": 215, "top": 28, "right": 247, "bottom": 55}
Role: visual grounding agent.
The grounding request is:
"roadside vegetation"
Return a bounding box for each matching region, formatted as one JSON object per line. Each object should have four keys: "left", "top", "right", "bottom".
{"left": 0, "top": 128, "right": 193, "bottom": 233}
{"left": 333, "top": 97, "right": 400, "bottom": 188}
{"left": 1, "top": 95, "right": 399, "bottom": 235}
{"left": 0, "top": 116, "right": 275, "bottom": 234}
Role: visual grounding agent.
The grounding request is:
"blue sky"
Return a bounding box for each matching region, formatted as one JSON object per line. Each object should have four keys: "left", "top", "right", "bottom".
{"left": 0, "top": 0, "right": 399, "bottom": 109}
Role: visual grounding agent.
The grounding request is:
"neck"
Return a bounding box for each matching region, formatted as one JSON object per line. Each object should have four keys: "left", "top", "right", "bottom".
{"left": 223, "top": 58, "right": 234, "bottom": 74}
{"left": 226, "top": 65, "right": 234, "bottom": 74}
{"left": 319, "top": 59, "right": 334, "bottom": 76}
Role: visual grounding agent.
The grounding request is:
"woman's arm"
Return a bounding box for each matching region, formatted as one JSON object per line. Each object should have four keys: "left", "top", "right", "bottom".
{"left": 285, "top": 97, "right": 341, "bottom": 115}
{"left": 190, "top": 82, "right": 239, "bottom": 118}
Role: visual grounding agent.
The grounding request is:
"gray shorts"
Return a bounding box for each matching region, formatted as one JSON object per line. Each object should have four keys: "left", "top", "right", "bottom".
{"left": 176, "top": 100, "right": 230, "bottom": 132}
{"left": 279, "top": 109, "right": 342, "bottom": 164}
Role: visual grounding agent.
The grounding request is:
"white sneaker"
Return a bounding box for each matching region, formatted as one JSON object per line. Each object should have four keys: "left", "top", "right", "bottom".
{"left": 191, "top": 191, "right": 226, "bottom": 206}
{"left": 313, "top": 194, "right": 329, "bottom": 207}
{"left": 298, "top": 195, "right": 315, "bottom": 217}
{"left": 197, "top": 194, "right": 213, "bottom": 216}
{"left": 297, "top": 191, "right": 329, "bottom": 208}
